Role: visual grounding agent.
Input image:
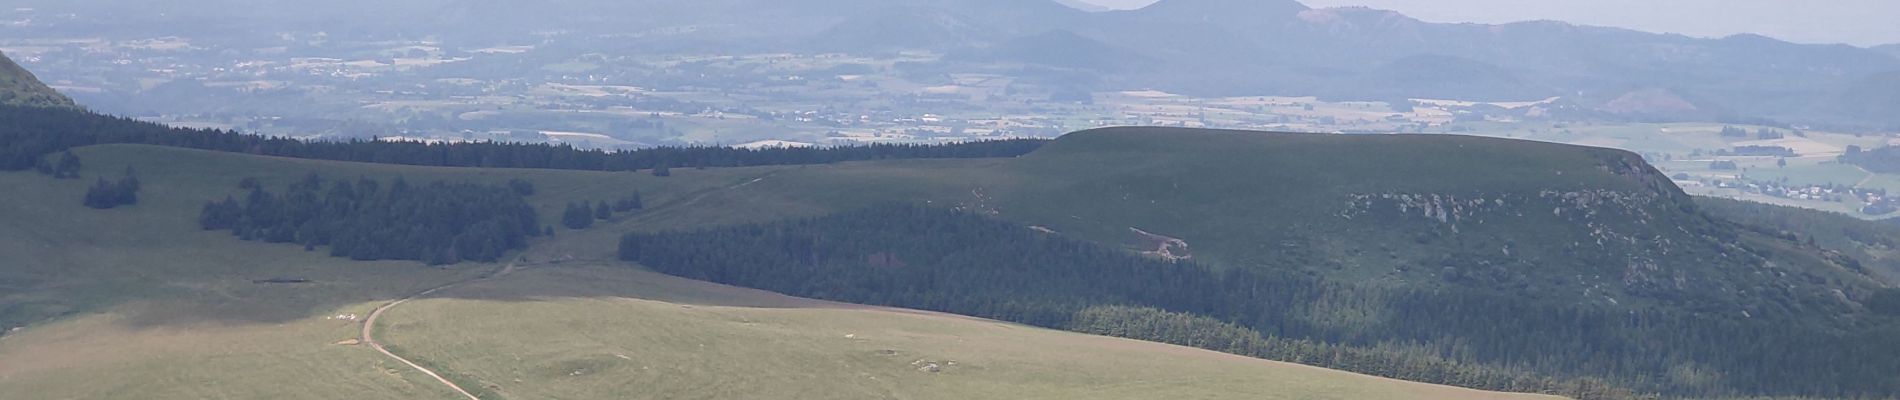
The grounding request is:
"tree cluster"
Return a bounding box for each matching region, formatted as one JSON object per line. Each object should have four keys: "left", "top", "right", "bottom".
{"left": 1715, "top": 126, "right": 1792, "bottom": 140}
{"left": 1839, "top": 145, "right": 1900, "bottom": 173}
{"left": 561, "top": 192, "right": 644, "bottom": 230}
{"left": 561, "top": 202, "right": 598, "bottom": 229}
{"left": 82, "top": 167, "right": 141, "bottom": 209}
{"left": 1725, "top": 145, "right": 1797, "bottom": 157}
{"left": 198, "top": 174, "right": 541, "bottom": 265}
{"left": 612, "top": 192, "right": 644, "bottom": 212}
{"left": 34, "top": 150, "right": 83, "bottom": 179}
{"left": 620, "top": 204, "right": 1900, "bottom": 399}
{"left": 0, "top": 105, "right": 1045, "bottom": 175}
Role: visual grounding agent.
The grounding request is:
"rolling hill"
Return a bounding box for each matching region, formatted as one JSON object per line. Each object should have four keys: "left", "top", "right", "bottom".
{"left": 656, "top": 127, "right": 1882, "bottom": 315}
{"left": 0, "top": 143, "right": 1559, "bottom": 400}
{"left": 0, "top": 52, "right": 76, "bottom": 109}
{"left": 1835, "top": 70, "right": 1900, "bottom": 127}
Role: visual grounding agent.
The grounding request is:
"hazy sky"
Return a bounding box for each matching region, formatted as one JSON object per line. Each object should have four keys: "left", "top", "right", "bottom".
{"left": 1077, "top": 0, "right": 1900, "bottom": 46}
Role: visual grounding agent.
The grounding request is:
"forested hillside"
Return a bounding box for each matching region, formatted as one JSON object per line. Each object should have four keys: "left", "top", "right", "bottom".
{"left": 623, "top": 204, "right": 1900, "bottom": 399}
{"left": 975, "top": 128, "right": 1881, "bottom": 319}
{"left": 1698, "top": 196, "right": 1900, "bottom": 283}
{"left": 597, "top": 128, "right": 1900, "bottom": 398}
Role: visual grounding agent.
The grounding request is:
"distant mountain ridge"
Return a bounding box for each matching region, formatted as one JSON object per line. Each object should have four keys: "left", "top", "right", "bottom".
{"left": 0, "top": 52, "right": 76, "bottom": 109}
{"left": 1081, "top": 1, "right": 1896, "bottom": 127}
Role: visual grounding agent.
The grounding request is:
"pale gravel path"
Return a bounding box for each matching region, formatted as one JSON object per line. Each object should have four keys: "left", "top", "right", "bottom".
{"left": 361, "top": 261, "right": 519, "bottom": 400}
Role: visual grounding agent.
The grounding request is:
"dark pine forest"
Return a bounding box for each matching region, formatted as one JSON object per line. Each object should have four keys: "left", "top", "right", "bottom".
{"left": 198, "top": 175, "right": 541, "bottom": 265}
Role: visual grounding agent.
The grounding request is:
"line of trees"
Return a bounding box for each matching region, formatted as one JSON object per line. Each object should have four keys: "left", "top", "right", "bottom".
{"left": 1718, "top": 126, "right": 1787, "bottom": 140}
{"left": 198, "top": 174, "right": 541, "bottom": 265}
{"left": 0, "top": 105, "right": 1046, "bottom": 175}
{"left": 1840, "top": 145, "right": 1900, "bottom": 173}
{"left": 561, "top": 192, "right": 644, "bottom": 230}
{"left": 618, "top": 204, "right": 1900, "bottom": 399}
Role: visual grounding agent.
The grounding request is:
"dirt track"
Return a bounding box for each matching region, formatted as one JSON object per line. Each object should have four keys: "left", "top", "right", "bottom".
{"left": 360, "top": 261, "right": 518, "bottom": 400}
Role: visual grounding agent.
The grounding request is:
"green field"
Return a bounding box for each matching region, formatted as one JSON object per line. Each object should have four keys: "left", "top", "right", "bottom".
{"left": 381, "top": 264, "right": 1554, "bottom": 400}
{"left": 0, "top": 144, "right": 1558, "bottom": 399}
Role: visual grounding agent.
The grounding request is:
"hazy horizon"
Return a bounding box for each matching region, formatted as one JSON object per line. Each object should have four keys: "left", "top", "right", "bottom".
{"left": 1078, "top": 0, "right": 1900, "bottom": 46}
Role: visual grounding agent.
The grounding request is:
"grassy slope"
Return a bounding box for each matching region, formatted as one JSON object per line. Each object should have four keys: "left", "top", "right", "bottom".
{"left": 0, "top": 51, "right": 76, "bottom": 108}
{"left": 0, "top": 144, "right": 1555, "bottom": 399}
{"left": 385, "top": 264, "right": 1554, "bottom": 400}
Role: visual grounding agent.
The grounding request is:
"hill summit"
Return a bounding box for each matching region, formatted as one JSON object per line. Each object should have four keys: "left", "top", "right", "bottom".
{"left": 0, "top": 52, "right": 76, "bottom": 109}
{"left": 991, "top": 128, "right": 1879, "bottom": 316}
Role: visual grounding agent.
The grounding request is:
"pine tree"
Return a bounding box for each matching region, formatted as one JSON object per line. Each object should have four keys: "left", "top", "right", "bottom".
{"left": 562, "top": 202, "right": 593, "bottom": 229}
{"left": 83, "top": 177, "right": 115, "bottom": 209}
{"left": 595, "top": 201, "right": 613, "bottom": 220}
{"left": 114, "top": 168, "right": 141, "bottom": 205}
{"left": 612, "top": 192, "right": 643, "bottom": 212}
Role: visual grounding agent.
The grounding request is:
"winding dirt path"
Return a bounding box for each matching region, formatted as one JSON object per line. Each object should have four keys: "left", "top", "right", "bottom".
{"left": 361, "top": 262, "right": 519, "bottom": 400}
